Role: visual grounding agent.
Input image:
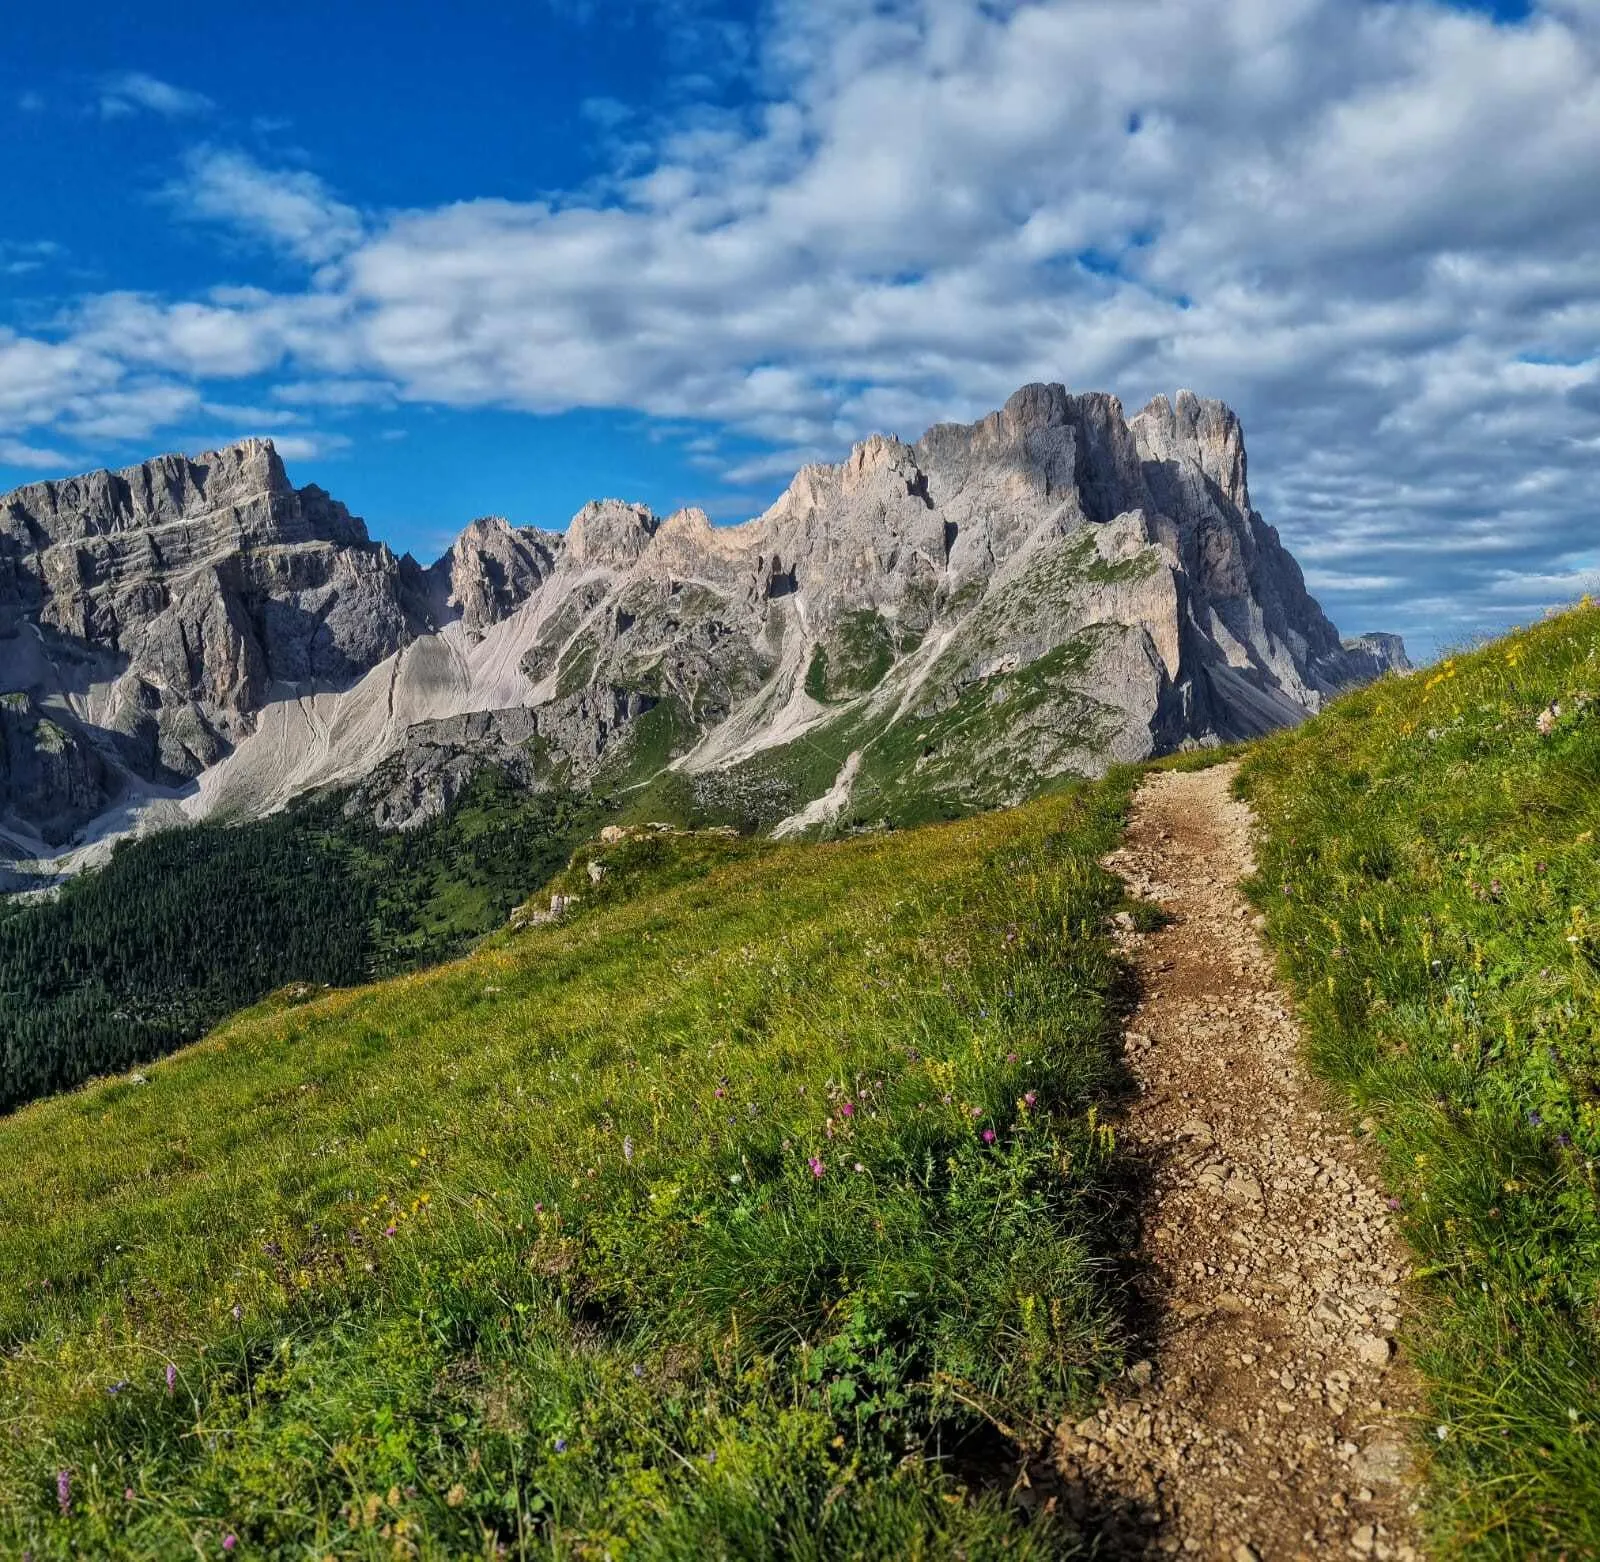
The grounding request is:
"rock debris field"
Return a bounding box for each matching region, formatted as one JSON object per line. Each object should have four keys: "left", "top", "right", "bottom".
{"left": 1054, "top": 764, "right": 1423, "bottom": 1558}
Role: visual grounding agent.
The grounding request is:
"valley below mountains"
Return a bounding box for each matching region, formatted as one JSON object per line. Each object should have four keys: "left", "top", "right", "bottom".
{"left": 0, "top": 383, "right": 1406, "bottom": 887}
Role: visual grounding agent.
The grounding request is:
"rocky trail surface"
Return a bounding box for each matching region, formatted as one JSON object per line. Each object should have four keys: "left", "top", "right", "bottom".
{"left": 1054, "top": 764, "right": 1423, "bottom": 1558}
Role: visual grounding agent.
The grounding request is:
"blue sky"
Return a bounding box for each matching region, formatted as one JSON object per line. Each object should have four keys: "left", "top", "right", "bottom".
{"left": 2, "top": 0, "right": 1596, "bottom": 657}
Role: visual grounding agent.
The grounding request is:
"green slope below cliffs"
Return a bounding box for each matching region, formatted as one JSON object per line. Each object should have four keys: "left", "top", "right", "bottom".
{"left": 1240, "top": 600, "right": 1600, "bottom": 1555}
{"left": 0, "top": 775, "right": 1142, "bottom": 1560}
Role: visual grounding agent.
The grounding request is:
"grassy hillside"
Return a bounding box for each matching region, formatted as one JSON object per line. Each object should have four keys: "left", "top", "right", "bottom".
{"left": 0, "top": 775, "right": 1140, "bottom": 1559}
{"left": 0, "top": 773, "right": 603, "bottom": 1114}
{"left": 1240, "top": 600, "right": 1600, "bottom": 1556}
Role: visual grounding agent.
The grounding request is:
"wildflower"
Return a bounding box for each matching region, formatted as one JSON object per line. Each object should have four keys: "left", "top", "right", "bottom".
{"left": 1386, "top": 1197, "right": 1402, "bottom": 1211}
{"left": 622, "top": 1136, "right": 634, "bottom": 1164}
{"left": 970, "top": 1106, "right": 983, "bottom": 1119}
{"left": 1528, "top": 1110, "right": 1544, "bottom": 1127}
{"left": 854, "top": 1162, "right": 866, "bottom": 1173}
{"left": 125, "top": 1488, "right": 136, "bottom": 1502}
{"left": 714, "top": 1087, "right": 725, "bottom": 1099}
{"left": 554, "top": 1437, "right": 568, "bottom": 1453}
{"left": 107, "top": 1379, "right": 129, "bottom": 1395}
{"left": 632, "top": 1363, "right": 646, "bottom": 1378}
{"left": 384, "top": 1225, "right": 398, "bottom": 1238}
{"left": 1558, "top": 1132, "right": 1573, "bottom": 1148}
{"left": 808, "top": 1157, "right": 826, "bottom": 1179}
{"left": 1537, "top": 703, "right": 1560, "bottom": 736}
{"left": 56, "top": 1468, "right": 71, "bottom": 1515}
{"left": 982, "top": 1128, "right": 996, "bottom": 1145}
{"left": 1436, "top": 1424, "right": 1451, "bottom": 1441}
{"left": 839, "top": 1102, "right": 854, "bottom": 1118}
{"left": 1006, "top": 1052, "right": 1018, "bottom": 1063}
{"left": 223, "top": 1535, "right": 238, "bottom": 1553}
{"left": 705, "top": 1450, "right": 717, "bottom": 1464}
{"left": 231, "top": 1304, "right": 242, "bottom": 1322}
{"left": 1023, "top": 1091, "right": 1038, "bottom": 1109}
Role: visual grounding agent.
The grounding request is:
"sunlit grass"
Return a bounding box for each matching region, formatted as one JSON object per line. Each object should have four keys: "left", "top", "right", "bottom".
{"left": 1240, "top": 599, "right": 1600, "bottom": 1557}
{"left": 0, "top": 777, "right": 1139, "bottom": 1559}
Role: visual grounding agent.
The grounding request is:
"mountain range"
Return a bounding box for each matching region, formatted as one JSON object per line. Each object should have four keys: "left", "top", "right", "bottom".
{"left": 0, "top": 382, "right": 1406, "bottom": 886}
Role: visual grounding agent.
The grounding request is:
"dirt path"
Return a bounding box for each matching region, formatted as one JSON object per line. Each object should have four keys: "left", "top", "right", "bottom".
{"left": 1054, "top": 764, "right": 1423, "bottom": 1559}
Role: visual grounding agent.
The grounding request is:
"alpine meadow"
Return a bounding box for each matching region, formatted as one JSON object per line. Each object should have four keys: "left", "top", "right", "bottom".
{"left": 4, "top": 1, "right": 1600, "bottom": 1557}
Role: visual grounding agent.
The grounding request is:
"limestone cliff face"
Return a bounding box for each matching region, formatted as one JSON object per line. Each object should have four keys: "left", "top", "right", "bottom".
{"left": 0, "top": 438, "right": 431, "bottom": 805}
{"left": 0, "top": 388, "right": 1406, "bottom": 863}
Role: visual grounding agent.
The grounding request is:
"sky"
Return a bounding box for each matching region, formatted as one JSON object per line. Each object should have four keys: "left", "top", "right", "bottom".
{"left": 0, "top": 0, "right": 1595, "bottom": 660}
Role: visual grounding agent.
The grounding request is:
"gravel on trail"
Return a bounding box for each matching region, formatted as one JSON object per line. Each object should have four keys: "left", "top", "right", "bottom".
{"left": 1053, "top": 763, "right": 1423, "bottom": 1559}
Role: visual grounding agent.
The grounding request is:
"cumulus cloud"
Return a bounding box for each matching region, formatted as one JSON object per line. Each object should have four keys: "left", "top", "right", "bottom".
{"left": 5, "top": 0, "right": 1600, "bottom": 651}
{"left": 99, "top": 72, "right": 213, "bottom": 119}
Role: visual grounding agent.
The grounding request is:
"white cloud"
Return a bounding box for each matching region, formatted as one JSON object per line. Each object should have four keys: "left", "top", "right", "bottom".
{"left": 3, "top": 0, "right": 1599, "bottom": 653}
{"left": 99, "top": 72, "right": 213, "bottom": 119}
{"left": 172, "top": 148, "right": 364, "bottom": 265}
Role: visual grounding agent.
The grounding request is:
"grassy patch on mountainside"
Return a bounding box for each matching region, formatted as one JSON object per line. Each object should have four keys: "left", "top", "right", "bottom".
{"left": 0, "top": 775, "right": 1141, "bottom": 1560}
{"left": 1239, "top": 601, "right": 1600, "bottom": 1555}
{"left": 0, "top": 772, "right": 602, "bottom": 1115}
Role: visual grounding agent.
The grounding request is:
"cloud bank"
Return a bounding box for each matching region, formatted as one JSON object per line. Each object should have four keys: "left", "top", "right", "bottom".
{"left": 5, "top": 0, "right": 1599, "bottom": 651}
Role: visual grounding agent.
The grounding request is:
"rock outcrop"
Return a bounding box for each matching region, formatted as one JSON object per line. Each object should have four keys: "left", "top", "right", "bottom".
{"left": 0, "top": 387, "right": 1406, "bottom": 874}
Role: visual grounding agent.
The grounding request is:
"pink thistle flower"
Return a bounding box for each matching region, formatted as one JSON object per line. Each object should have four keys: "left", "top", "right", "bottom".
{"left": 223, "top": 1534, "right": 238, "bottom": 1552}
{"left": 808, "top": 1157, "right": 825, "bottom": 1179}
{"left": 982, "top": 1128, "right": 996, "bottom": 1145}
{"left": 839, "top": 1102, "right": 854, "bottom": 1118}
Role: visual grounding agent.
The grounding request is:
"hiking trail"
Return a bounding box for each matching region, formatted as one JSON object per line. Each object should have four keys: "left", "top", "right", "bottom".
{"left": 1054, "top": 763, "right": 1423, "bottom": 1559}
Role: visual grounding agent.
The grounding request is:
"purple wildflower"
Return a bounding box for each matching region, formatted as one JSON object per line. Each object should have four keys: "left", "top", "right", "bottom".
{"left": 1528, "top": 1110, "right": 1544, "bottom": 1127}
{"left": 623, "top": 1136, "right": 634, "bottom": 1164}
{"left": 839, "top": 1101, "right": 854, "bottom": 1118}
{"left": 1558, "top": 1132, "right": 1573, "bottom": 1148}
{"left": 384, "top": 1225, "right": 398, "bottom": 1238}
{"left": 982, "top": 1128, "right": 996, "bottom": 1145}
{"left": 554, "top": 1437, "right": 567, "bottom": 1453}
{"left": 1386, "top": 1196, "right": 1403, "bottom": 1211}
{"left": 808, "top": 1157, "right": 825, "bottom": 1179}
{"left": 125, "top": 1487, "right": 136, "bottom": 1502}
{"left": 231, "top": 1304, "right": 242, "bottom": 1322}
{"left": 56, "top": 1468, "right": 71, "bottom": 1515}
{"left": 705, "top": 1450, "right": 717, "bottom": 1464}
{"left": 166, "top": 1362, "right": 177, "bottom": 1395}
{"left": 107, "top": 1379, "right": 129, "bottom": 1395}
{"left": 1023, "top": 1091, "right": 1037, "bottom": 1109}
{"left": 1006, "top": 1052, "right": 1018, "bottom": 1063}
{"left": 223, "top": 1534, "right": 238, "bottom": 1552}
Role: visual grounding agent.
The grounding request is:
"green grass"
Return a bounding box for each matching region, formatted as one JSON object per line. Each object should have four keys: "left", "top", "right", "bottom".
{"left": 1239, "top": 600, "right": 1600, "bottom": 1557}
{"left": 0, "top": 771, "right": 604, "bottom": 1115}
{"left": 0, "top": 774, "right": 1142, "bottom": 1559}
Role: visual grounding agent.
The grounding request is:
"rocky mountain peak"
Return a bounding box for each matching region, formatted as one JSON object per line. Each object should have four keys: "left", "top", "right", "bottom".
{"left": 564, "top": 500, "right": 659, "bottom": 571}
{"left": 0, "top": 383, "right": 1410, "bottom": 874}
